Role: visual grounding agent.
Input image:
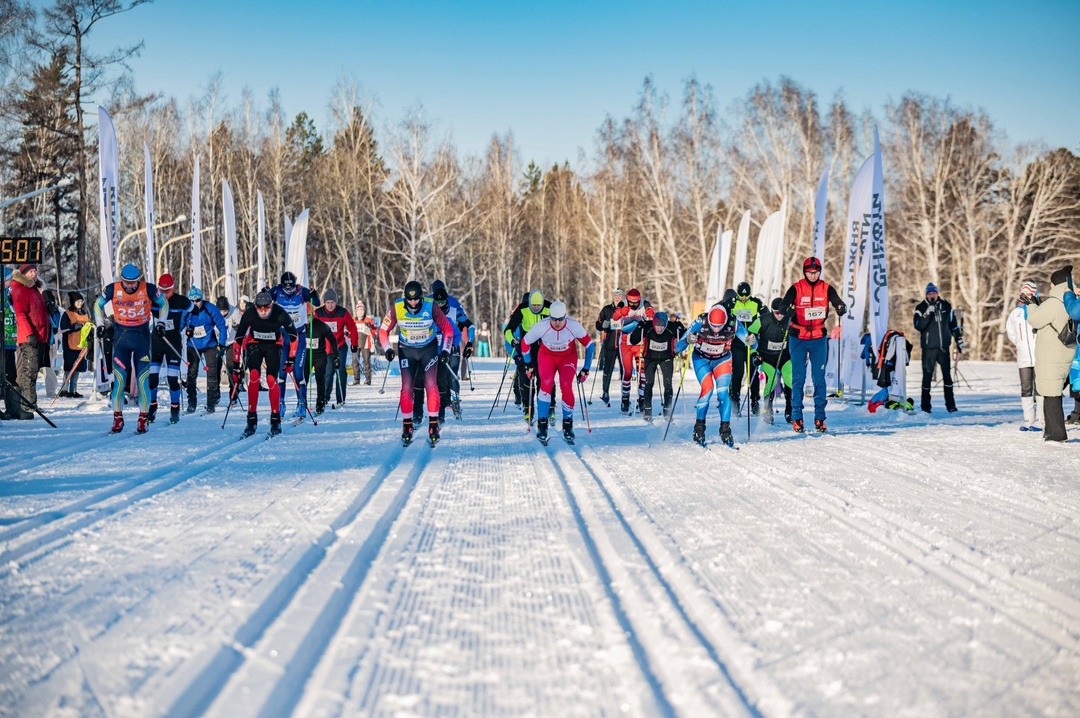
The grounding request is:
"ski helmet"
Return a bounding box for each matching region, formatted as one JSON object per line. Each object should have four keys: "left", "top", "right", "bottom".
{"left": 736, "top": 282, "right": 751, "bottom": 298}
{"left": 188, "top": 286, "right": 204, "bottom": 301}
{"left": 157, "top": 273, "right": 175, "bottom": 293}
{"left": 626, "top": 288, "right": 641, "bottom": 308}
{"left": 254, "top": 291, "right": 273, "bottom": 308}
{"left": 803, "top": 257, "right": 822, "bottom": 273}
{"left": 707, "top": 305, "right": 728, "bottom": 329}
{"left": 403, "top": 280, "right": 424, "bottom": 302}
{"left": 280, "top": 271, "right": 297, "bottom": 290}
{"left": 528, "top": 290, "right": 544, "bottom": 311}
{"left": 653, "top": 311, "right": 668, "bottom": 331}
{"left": 119, "top": 263, "right": 141, "bottom": 282}
{"left": 549, "top": 300, "right": 567, "bottom": 321}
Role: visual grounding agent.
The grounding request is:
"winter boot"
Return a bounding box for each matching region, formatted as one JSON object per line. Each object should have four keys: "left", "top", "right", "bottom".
{"left": 621, "top": 394, "right": 631, "bottom": 414}
{"left": 814, "top": 418, "right": 827, "bottom": 433}
{"left": 111, "top": 411, "right": 125, "bottom": 433}
{"left": 600, "top": 392, "right": 610, "bottom": 406}
{"left": 751, "top": 399, "right": 760, "bottom": 416}
{"left": 270, "top": 412, "right": 282, "bottom": 436}
{"left": 186, "top": 399, "right": 197, "bottom": 414}
{"left": 243, "top": 411, "right": 258, "bottom": 437}
{"left": 792, "top": 419, "right": 805, "bottom": 433}
{"left": 315, "top": 401, "right": 325, "bottom": 415}
{"left": 642, "top": 404, "right": 652, "bottom": 422}
{"left": 563, "top": 417, "right": 575, "bottom": 443}
{"left": 536, "top": 416, "right": 549, "bottom": 443}
{"left": 205, "top": 403, "right": 215, "bottom": 414}
{"left": 693, "top": 418, "right": 707, "bottom": 446}
{"left": 719, "top": 421, "right": 734, "bottom": 447}
{"left": 428, "top": 417, "right": 441, "bottom": 445}
{"left": 762, "top": 396, "right": 774, "bottom": 425}
{"left": 783, "top": 388, "right": 792, "bottom": 423}
{"left": 137, "top": 412, "right": 149, "bottom": 434}
{"left": 170, "top": 403, "right": 181, "bottom": 424}
{"left": 402, "top": 418, "right": 414, "bottom": 445}
{"left": 148, "top": 401, "right": 158, "bottom": 424}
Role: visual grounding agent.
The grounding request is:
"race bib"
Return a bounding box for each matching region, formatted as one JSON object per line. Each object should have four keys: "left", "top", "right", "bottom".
{"left": 325, "top": 320, "right": 339, "bottom": 333}
{"left": 358, "top": 324, "right": 371, "bottom": 335}
{"left": 608, "top": 319, "right": 622, "bottom": 331}
{"left": 253, "top": 330, "right": 277, "bottom": 341}
{"left": 648, "top": 339, "right": 669, "bottom": 352}
{"left": 286, "top": 307, "right": 303, "bottom": 323}
{"left": 804, "top": 306, "right": 826, "bottom": 320}
{"left": 736, "top": 309, "right": 754, "bottom": 323}
{"left": 405, "top": 328, "right": 430, "bottom": 343}
{"left": 767, "top": 340, "right": 784, "bottom": 352}
{"left": 161, "top": 319, "right": 174, "bottom": 331}
{"left": 192, "top": 326, "right": 207, "bottom": 339}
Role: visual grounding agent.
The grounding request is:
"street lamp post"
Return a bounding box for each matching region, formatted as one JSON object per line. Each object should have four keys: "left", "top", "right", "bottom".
{"left": 114, "top": 214, "right": 187, "bottom": 274}
{"left": 155, "top": 227, "right": 214, "bottom": 283}
{"left": 0, "top": 178, "right": 73, "bottom": 212}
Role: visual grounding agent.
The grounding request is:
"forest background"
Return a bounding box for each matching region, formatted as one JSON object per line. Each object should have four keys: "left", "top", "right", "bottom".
{"left": 1, "top": 0, "right": 1078, "bottom": 361}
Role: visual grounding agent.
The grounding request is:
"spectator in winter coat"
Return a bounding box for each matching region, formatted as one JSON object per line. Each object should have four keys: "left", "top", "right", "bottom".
{"left": 9, "top": 264, "right": 49, "bottom": 418}
{"left": 1026, "top": 265, "right": 1075, "bottom": 443}
{"left": 41, "top": 289, "right": 60, "bottom": 398}
{"left": 351, "top": 300, "right": 378, "bottom": 385}
{"left": 913, "top": 282, "right": 964, "bottom": 413}
{"left": 59, "top": 291, "right": 92, "bottom": 397}
{"left": 1006, "top": 281, "right": 1041, "bottom": 430}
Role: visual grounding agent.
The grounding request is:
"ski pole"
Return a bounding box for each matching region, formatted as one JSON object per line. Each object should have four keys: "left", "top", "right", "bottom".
{"left": 488, "top": 355, "right": 512, "bottom": 419}
{"left": 290, "top": 373, "right": 318, "bottom": 426}
{"left": 746, "top": 342, "right": 752, "bottom": 442}
{"left": 663, "top": 350, "right": 692, "bottom": 442}
{"left": 220, "top": 375, "right": 242, "bottom": 429}
{"left": 577, "top": 380, "right": 592, "bottom": 434}
{"left": 50, "top": 346, "right": 89, "bottom": 408}
{"left": 589, "top": 349, "right": 601, "bottom": 404}
{"left": 378, "top": 358, "right": 392, "bottom": 394}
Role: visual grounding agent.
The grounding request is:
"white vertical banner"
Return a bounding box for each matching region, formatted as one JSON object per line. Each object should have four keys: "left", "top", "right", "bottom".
{"left": 97, "top": 106, "right": 118, "bottom": 285}
{"left": 191, "top": 154, "right": 202, "bottom": 289}
{"left": 813, "top": 167, "right": 829, "bottom": 269}
{"left": 752, "top": 211, "right": 772, "bottom": 298}
{"left": 257, "top": 190, "right": 267, "bottom": 291}
{"left": 284, "top": 213, "right": 293, "bottom": 281}
{"left": 222, "top": 179, "right": 238, "bottom": 306}
{"left": 753, "top": 201, "right": 786, "bottom": 301}
{"left": 719, "top": 229, "right": 733, "bottom": 296}
{"left": 705, "top": 224, "right": 725, "bottom": 308}
{"left": 768, "top": 198, "right": 788, "bottom": 302}
{"left": 868, "top": 127, "right": 889, "bottom": 352}
{"left": 733, "top": 210, "right": 751, "bottom": 285}
{"left": 839, "top": 154, "right": 875, "bottom": 393}
{"left": 144, "top": 143, "right": 155, "bottom": 279}
{"left": 286, "top": 209, "right": 310, "bottom": 286}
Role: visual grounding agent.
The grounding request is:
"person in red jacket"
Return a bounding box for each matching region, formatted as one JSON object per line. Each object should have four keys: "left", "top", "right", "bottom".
{"left": 351, "top": 300, "right": 378, "bottom": 385}
{"left": 610, "top": 287, "right": 655, "bottom": 414}
{"left": 314, "top": 288, "right": 359, "bottom": 406}
{"left": 9, "top": 264, "right": 49, "bottom": 419}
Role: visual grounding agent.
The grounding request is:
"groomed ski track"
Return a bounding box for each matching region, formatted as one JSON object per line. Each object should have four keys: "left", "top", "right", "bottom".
{"left": 1, "top": 360, "right": 1078, "bottom": 716}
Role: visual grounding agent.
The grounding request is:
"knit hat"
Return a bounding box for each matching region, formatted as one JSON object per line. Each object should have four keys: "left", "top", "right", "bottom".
{"left": 19, "top": 263, "right": 36, "bottom": 274}
{"left": 68, "top": 291, "right": 83, "bottom": 308}
{"left": 188, "top": 286, "right": 203, "bottom": 301}
{"left": 323, "top": 288, "right": 338, "bottom": 303}
{"left": 925, "top": 282, "right": 939, "bottom": 295}
{"left": 1020, "top": 281, "right": 1038, "bottom": 297}
{"left": 157, "top": 273, "right": 175, "bottom": 291}
{"left": 1050, "top": 265, "right": 1073, "bottom": 286}
{"left": 613, "top": 288, "right": 625, "bottom": 298}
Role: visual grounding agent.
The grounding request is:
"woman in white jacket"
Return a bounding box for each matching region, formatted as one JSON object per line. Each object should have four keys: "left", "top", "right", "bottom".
{"left": 1006, "top": 281, "right": 1040, "bottom": 430}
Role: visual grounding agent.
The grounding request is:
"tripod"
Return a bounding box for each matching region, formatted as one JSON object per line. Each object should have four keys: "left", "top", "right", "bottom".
{"left": 1, "top": 269, "right": 57, "bottom": 427}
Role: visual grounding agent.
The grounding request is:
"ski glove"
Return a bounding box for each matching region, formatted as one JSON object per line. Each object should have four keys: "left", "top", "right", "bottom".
{"left": 96, "top": 324, "right": 105, "bottom": 339}
{"left": 350, "top": 345, "right": 359, "bottom": 353}
{"left": 230, "top": 367, "right": 242, "bottom": 384}
{"left": 154, "top": 324, "right": 166, "bottom": 338}
{"left": 185, "top": 326, "right": 194, "bottom": 338}
{"left": 836, "top": 304, "right": 847, "bottom": 317}
{"left": 513, "top": 354, "right": 525, "bottom": 371}
{"left": 384, "top": 348, "right": 395, "bottom": 362}
{"left": 439, "top": 350, "right": 451, "bottom": 365}
{"left": 602, "top": 319, "right": 610, "bottom": 329}
{"left": 577, "top": 369, "right": 589, "bottom": 384}
{"left": 510, "top": 338, "right": 520, "bottom": 350}
{"left": 463, "top": 342, "right": 473, "bottom": 359}
{"left": 685, "top": 332, "right": 698, "bottom": 345}
{"left": 956, "top": 340, "right": 965, "bottom": 353}
{"left": 284, "top": 358, "right": 294, "bottom": 373}
{"left": 332, "top": 354, "right": 340, "bottom": 369}
{"left": 525, "top": 367, "right": 534, "bottom": 380}
{"left": 746, "top": 334, "right": 757, "bottom": 349}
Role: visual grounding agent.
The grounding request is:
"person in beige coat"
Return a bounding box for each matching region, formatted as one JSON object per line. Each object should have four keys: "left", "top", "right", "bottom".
{"left": 1026, "top": 265, "right": 1075, "bottom": 442}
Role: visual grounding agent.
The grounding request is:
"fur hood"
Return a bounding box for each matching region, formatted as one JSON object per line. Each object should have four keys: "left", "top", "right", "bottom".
{"left": 12, "top": 270, "right": 41, "bottom": 289}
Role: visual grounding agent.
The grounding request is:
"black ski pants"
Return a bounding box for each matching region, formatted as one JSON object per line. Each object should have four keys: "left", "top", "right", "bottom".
{"left": 305, "top": 351, "right": 331, "bottom": 407}
{"left": 187, "top": 345, "right": 221, "bottom": 409}
{"left": 921, "top": 347, "right": 956, "bottom": 412}
{"left": 642, "top": 357, "right": 673, "bottom": 412}
{"left": 729, "top": 336, "right": 759, "bottom": 402}
{"left": 599, "top": 345, "right": 619, "bottom": 398}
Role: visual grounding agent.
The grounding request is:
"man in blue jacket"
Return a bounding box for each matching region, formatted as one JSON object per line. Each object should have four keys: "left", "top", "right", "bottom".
{"left": 184, "top": 286, "right": 227, "bottom": 413}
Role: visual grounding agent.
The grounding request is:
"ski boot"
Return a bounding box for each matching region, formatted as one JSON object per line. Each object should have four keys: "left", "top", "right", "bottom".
{"left": 536, "top": 417, "right": 549, "bottom": 445}
{"left": 751, "top": 399, "right": 760, "bottom": 416}
{"left": 563, "top": 417, "right": 575, "bottom": 444}
{"left": 402, "top": 418, "right": 414, "bottom": 446}
{"left": 600, "top": 392, "right": 610, "bottom": 407}
{"left": 186, "top": 400, "right": 197, "bottom": 414}
{"left": 270, "top": 412, "right": 282, "bottom": 436}
{"left": 170, "top": 403, "right": 181, "bottom": 424}
{"left": 243, "top": 411, "right": 258, "bottom": 438}
{"left": 693, "top": 419, "right": 707, "bottom": 446}
{"left": 792, "top": 419, "right": 805, "bottom": 433}
{"left": 110, "top": 411, "right": 125, "bottom": 434}
{"left": 549, "top": 404, "right": 556, "bottom": 423}
{"left": 452, "top": 396, "right": 462, "bottom": 420}
{"left": 428, "top": 417, "right": 440, "bottom": 446}
{"left": 814, "top": 418, "right": 827, "bottom": 434}
{"left": 148, "top": 401, "right": 158, "bottom": 424}
{"left": 719, "top": 421, "right": 734, "bottom": 448}
{"left": 642, "top": 405, "right": 652, "bottom": 422}
{"left": 730, "top": 392, "right": 742, "bottom": 418}
{"left": 762, "top": 396, "right": 774, "bottom": 425}
{"left": 783, "top": 388, "right": 792, "bottom": 424}
{"left": 662, "top": 402, "right": 671, "bottom": 419}
{"left": 620, "top": 395, "right": 630, "bottom": 414}
{"left": 137, "top": 412, "right": 149, "bottom": 434}
{"left": 636, "top": 397, "right": 644, "bottom": 414}
{"left": 315, "top": 401, "right": 325, "bottom": 415}
{"left": 205, "top": 403, "right": 215, "bottom": 414}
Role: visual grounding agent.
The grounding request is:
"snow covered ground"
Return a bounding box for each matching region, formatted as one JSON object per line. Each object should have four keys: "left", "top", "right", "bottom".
{"left": 1, "top": 359, "right": 1078, "bottom": 717}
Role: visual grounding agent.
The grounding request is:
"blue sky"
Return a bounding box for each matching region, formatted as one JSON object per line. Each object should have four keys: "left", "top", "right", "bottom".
{"left": 84, "top": 0, "right": 1079, "bottom": 166}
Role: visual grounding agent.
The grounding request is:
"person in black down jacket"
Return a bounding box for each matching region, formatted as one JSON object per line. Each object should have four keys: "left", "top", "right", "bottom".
{"left": 913, "top": 282, "right": 964, "bottom": 413}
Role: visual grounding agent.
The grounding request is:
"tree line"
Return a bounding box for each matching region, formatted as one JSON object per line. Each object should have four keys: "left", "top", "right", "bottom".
{"left": 2, "top": 1, "right": 1078, "bottom": 360}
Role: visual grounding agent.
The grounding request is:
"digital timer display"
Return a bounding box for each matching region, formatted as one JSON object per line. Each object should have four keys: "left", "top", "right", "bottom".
{"left": 0, "top": 237, "right": 44, "bottom": 265}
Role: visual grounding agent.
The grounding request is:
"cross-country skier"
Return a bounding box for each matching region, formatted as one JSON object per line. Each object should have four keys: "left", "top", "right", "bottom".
{"left": 269, "top": 271, "right": 320, "bottom": 414}
{"left": 378, "top": 281, "right": 455, "bottom": 446}
{"left": 628, "top": 311, "right": 678, "bottom": 421}
{"left": 611, "top": 288, "right": 655, "bottom": 413}
{"left": 778, "top": 256, "right": 847, "bottom": 433}
{"left": 431, "top": 285, "right": 466, "bottom": 422}
{"left": 730, "top": 282, "right": 764, "bottom": 416}
{"left": 184, "top": 286, "right": 227, "bottom": 413}
{"left": 218, "top": 295, "right": 242, "bottom": 401}
{"left": 231, "top": 291, "right": 298, "bottom": 437}
{"left": 676, "top": 304, "right": 753, "bottom": 448}
{"left": 313, "top": 288, "right": 358, "bottom": 406}
{"left": 147, "top": 273, "right": 191, "bottom": 424}
{"left": 305, "top": 314, "right": 340, "bottom": 414}
{"left": 94, "top": 263, "right": 168, "bottom": 433}
{"left": 518, "top": 300, "right": 594, "bottom": 444}
{"left": 747, "top": 297, "right": 793, "bottom": 424}
{"left": 505, "top": 290, "right": 551, "bottom": 420}
{"left": 594, "top": 288, "right": 626, "bottom": 406}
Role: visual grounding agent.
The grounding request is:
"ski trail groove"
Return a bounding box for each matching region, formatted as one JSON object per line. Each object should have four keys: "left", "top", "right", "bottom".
{"left": 157, "top": 441, "right": 425, "bottom": 718}
{"left": 0, "top": 423, "right": 308, "bottom": 570}
{"left": 744, "top": 451, "right": 1080, "bottom": 655}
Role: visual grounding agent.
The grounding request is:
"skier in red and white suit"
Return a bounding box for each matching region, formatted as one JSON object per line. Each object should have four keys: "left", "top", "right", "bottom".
{"left": 518, "top": 301, "right": 596, "bottom": 443}
{"left": 610, "top": 287, "right": 654, "bottom": 413}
